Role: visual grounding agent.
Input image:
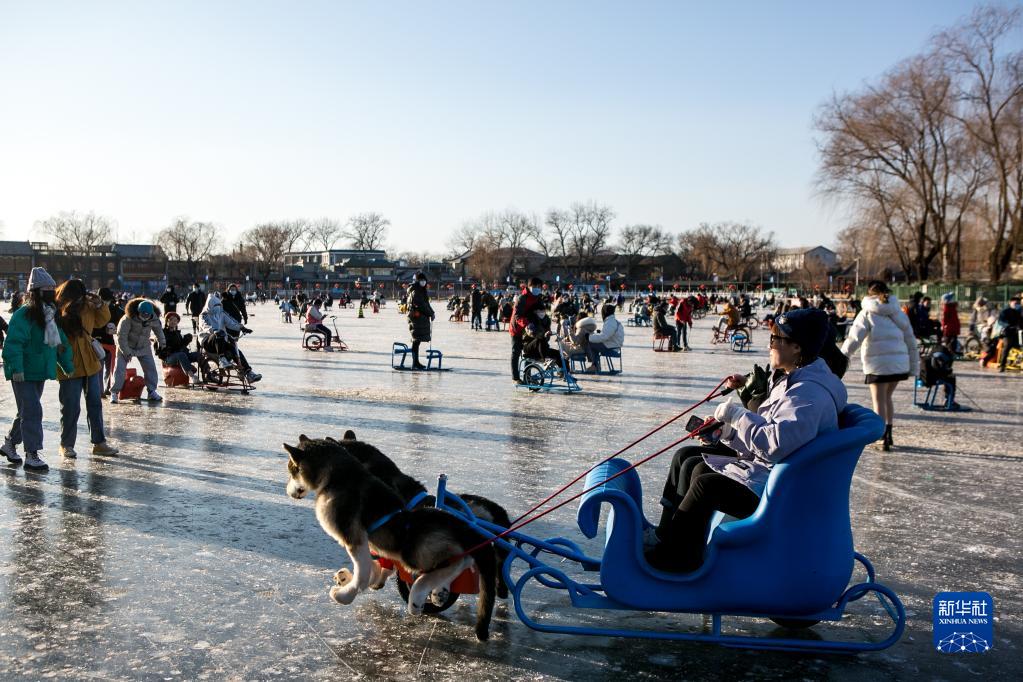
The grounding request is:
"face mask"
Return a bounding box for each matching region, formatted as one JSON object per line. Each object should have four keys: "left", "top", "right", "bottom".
{"left": 537, "top": 311, "right": 546, "bottom": 319}
{"left": 41, "top": 290, "right": 56, "bottom": 305}
{"left": 229, "top": 288, "right": 237, "bottom": 294}
{"left": 530, "top": 287, "right": 541, "bottom": 296}
{"left": 140, "top": 313, "right": 152, "bottom": 322}
{"left": 417, "top": 280, "right": 426, "bottom": 287}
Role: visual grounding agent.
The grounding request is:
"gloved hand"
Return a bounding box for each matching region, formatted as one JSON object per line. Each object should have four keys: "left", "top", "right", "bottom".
{"left": 241, "top": 326, "right": 253, "bottom": 334}
{"left": 714, "top": 398, "right": 747, "bottom": 426}
{"left": 12, "top": 372, "right": 25, "bottom": 382}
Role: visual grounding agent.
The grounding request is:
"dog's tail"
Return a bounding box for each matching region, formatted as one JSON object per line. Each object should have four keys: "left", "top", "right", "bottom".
{"left": 469, "top": 544, "right": 497, "bottom": 642}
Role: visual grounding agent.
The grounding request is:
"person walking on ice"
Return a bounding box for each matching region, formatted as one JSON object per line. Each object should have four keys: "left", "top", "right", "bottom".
{"left": 110, "top": 298, "right": 166, "bottom": 403}
{"left": 1, "top": 267, "right": 74, "bottom": 472}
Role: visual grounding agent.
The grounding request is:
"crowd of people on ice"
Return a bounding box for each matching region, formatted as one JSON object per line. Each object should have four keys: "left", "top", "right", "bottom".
{"left": 0, "top": 269, "right": 265, "bottom": 472}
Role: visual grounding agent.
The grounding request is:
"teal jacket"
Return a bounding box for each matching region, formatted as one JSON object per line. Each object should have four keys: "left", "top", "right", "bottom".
{"left": 2, "top": 306, "right": 74, "bottom": 381}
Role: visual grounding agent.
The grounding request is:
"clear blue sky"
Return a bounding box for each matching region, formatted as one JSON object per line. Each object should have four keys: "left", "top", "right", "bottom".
{"left": 0, "top": 0, "right": 984, "bottom": 252}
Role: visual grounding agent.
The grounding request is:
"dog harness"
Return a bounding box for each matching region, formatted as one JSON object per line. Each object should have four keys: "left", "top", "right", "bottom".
{"left": 366, "top": 491, "right": 430, "bottom": 534}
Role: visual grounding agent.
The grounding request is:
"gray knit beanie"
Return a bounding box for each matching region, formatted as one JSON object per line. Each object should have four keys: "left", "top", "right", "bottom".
{"left": 27, "top": 267, "right": 56, "bottom": 290}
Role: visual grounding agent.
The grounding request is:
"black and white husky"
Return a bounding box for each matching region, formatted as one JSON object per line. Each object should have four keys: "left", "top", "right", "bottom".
{"left": 284, "top": 435, "right": 498, "bottom": 641}
{"left": 336, "top": 430, "right": 512, "bottom": 599}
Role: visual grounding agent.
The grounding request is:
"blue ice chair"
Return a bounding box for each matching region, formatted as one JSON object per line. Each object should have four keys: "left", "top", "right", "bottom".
{"left": 577, "top": 405, "right": 891, "bottom": 618}
{"left": 392, "top": 342, "right": 411, "bottom": 369}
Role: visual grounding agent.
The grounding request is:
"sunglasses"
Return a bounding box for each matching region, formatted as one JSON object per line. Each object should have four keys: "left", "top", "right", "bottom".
{"left": 769, "top": 334, "right": 795, "bottom": 347}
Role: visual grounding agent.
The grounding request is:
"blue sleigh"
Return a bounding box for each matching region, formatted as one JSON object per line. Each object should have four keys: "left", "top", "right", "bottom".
{"left": 432, "top": 404, "right": 905, "bottom": 653}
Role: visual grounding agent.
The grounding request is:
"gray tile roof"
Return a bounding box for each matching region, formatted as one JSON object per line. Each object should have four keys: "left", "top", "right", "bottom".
{"left": 0, "top": 241, "right": 34, "bottom": 256}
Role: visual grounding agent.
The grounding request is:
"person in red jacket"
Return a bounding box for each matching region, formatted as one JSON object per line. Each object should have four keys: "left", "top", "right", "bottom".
{"left": 940, "top": 292, "right": 961, "bottom": 352}
{"left": 509, "top": 277, "right": 544, "bottom": 384}
{"left": 675, "top": 295, "right": 694, "bottom": 351}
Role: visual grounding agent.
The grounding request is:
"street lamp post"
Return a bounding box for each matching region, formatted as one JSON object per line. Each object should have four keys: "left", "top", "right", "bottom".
{"left": 854, "top": 257, "right": 860, "bottom": 292}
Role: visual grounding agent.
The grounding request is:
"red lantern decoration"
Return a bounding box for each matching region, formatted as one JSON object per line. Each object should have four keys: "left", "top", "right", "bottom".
{"left": 619, "top": 284, "right": 625, "bottom": 290}
{"left": 647, "top": 284, "right": 654, "bottom": 290}
{"left": 379, "top": 283, "right": 384, "bottom": 289}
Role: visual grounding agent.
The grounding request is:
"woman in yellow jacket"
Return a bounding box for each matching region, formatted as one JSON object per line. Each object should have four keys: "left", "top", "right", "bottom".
{"left": 55, "top": 280, "right": 119, "bottom": 459}
{"left": 718, "top": 300, "right": 740, "bottom": 333}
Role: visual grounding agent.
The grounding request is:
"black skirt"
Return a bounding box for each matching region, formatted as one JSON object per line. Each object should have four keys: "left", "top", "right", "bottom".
{"left": 864, "top": 372, "right": 909, "bottom": 384}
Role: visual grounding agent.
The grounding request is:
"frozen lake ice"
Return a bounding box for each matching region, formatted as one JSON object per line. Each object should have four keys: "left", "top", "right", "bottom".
{"left": 0, "top": 299, "right": 1020, "bottom": 679}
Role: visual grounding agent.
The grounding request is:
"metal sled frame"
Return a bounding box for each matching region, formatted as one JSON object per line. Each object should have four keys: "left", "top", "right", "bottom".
{"left": 392, "top": 342, "right": 445, "bottom": 371}
{"left": 516, "top": 354, "right": 582, "bottom": 394}
{"left": 431, "top": 406, "right": 905, "bottom": 654}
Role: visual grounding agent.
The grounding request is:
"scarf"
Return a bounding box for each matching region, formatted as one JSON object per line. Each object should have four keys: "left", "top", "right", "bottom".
{"left": 43, "top": 304, "right": 61, "bottom": 348}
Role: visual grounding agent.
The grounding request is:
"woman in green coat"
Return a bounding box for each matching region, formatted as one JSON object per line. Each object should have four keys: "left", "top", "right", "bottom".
{"left": 1, "top": 268, "right": 74, "bottom": 472}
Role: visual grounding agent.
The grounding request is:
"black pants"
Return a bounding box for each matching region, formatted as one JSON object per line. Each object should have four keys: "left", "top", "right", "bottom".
{"left": 511, "top": 335, "right": 524, "bottom": 380}
{"left": 675, "top": 321, "right": 689, "bottom": 349}
{"left": 411, "top": 340, "right": 424, "bottom": 366}
{"left": 525, "top": 344, "right": 562, "bottom": 365}
{"left": 311, "top": 323, "right": 331, "bottom": 346}
{"left": 203, "top": 335, "right": 251, "bottom": 372}
{"left": 656, "top": 444, "right": 760, "bottom": 570}
{"left": 471, "top": 309, "right": 482, "bottom": 329}
{"left": 999, "top": 329, "right": 1020, "bottom": 370}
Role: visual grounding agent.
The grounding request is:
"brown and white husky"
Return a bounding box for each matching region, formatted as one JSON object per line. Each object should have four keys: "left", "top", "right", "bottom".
{"left": 335, "top": 429, "right": 513, "bottom": 599}
{"left": 284, "top": 435, "right": 497, "bottom": 641}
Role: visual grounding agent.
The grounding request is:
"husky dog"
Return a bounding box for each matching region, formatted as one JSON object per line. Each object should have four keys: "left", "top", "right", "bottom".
{"left": 337, "top": 430, "right": 512, "bottom": 599}
{"left": 285, "top": 436, "right": 497, "bottom": 641}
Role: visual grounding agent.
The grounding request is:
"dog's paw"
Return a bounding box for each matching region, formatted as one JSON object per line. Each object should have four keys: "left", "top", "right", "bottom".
{"left": 429, "top": 587, "right": 450, "bottom": 607}
{"left": 333, "top": 568, "right": 353, "bottom": 587}
{"left": 407, "top": 597, "right": 425, "bottom": 616}
{"left": 330, "top": 584, "right": 358, "bottom": 605}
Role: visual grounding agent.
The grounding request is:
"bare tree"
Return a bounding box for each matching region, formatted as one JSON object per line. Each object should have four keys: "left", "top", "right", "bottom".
{"left": 244, "top": 223, "right": 293, "bottom": 285}
{"left": 617, "top": 224, "right": 673, "bottom": 279}
{"left": 816, "top": 51, "right": 982, "bottom": 280}
{"left": 445, "top": 222, "right": 481, "bottom": 258}
{"left": 935, "top": 5, "right": 1023, "bottom": 281}
{"left": 36, "top": 210, "right": 115, "bottom": 254}
{"left": 155, "top": 217, "right": 221, "bottom": 282}
{"left": 677, "top": 222, "right": 776, "bottom": 281}
{"left": 566, "top": 201, "right": 616, "bottom": 279}
{"left": 344, "top": 212, "right": 390, "bottom": 251}
{"left": 283, "top": 219, "right": 310, "bottom": 254}
{"left": 307, "top": 217, "right": 344, "bottom": 251}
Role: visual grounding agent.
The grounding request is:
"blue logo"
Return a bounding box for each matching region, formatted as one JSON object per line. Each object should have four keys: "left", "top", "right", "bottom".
{"left": 933, "top": 592, "right": 993, "bottom": 653}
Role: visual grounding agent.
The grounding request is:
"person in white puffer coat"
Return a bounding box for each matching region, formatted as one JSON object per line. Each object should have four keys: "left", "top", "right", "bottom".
{"left": 840, "top": 281, "right": 919, "bottom": 451}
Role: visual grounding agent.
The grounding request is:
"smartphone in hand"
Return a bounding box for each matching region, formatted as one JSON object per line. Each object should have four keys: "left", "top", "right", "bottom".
{"left": 686, "top": 415, "right": 723, "bottom": 443}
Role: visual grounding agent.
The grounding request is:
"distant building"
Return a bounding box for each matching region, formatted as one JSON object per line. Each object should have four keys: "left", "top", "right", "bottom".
{"left": 0, "top": 241, "right": 169, "bottom": 294}
{"left": 282, "top": 248, "right": 398, "bottom": 291}
{"left": 283, "top": 248, "right": 389, "bottom": 270}
{"left": 772, "top": 246, "right": 837, "bottom": 274}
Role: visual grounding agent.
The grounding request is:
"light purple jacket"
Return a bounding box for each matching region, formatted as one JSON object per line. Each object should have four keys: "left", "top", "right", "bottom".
{"left": 709, "top": 358, "right": 848, "bottom": 495}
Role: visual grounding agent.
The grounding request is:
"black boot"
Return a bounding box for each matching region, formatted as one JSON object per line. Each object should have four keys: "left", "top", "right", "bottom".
{"left": 882, "top": 424, "right": 892, "bottom": 451}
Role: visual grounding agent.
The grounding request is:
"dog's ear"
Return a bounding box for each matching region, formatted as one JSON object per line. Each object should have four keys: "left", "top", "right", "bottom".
{"left": 324, "top": 436, "right": 340, "bottom": 445}
{"left": 298, "top": 434, "right": 311, "bottom": 444}
{"left": 342, "top": 430, "right": 356, "bottom": 441}
{"left": 284, "top": 443, "right": 304, "bottom": 461}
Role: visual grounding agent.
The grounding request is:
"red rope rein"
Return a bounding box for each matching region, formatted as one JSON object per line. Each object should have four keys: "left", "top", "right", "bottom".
{"left": 454, "top": 377, "right": 730, "bottom": 559}
{"left": 509, "top": 376, "right": 729, "bottom": 525}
